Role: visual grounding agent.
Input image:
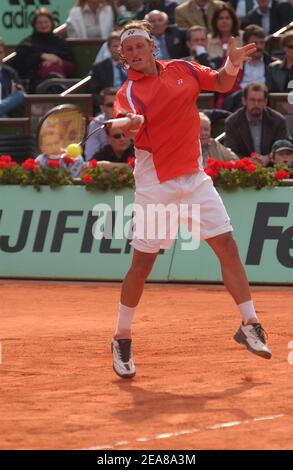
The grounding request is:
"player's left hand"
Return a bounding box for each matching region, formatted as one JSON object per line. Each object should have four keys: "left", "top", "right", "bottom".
{"left": 228, "top": 37, "right": 257, "bottom": 67}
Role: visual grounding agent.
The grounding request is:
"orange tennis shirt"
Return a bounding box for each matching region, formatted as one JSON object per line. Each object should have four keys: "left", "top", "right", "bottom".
{"left": 114, "top": 60, "right": 218, "bottom": 183}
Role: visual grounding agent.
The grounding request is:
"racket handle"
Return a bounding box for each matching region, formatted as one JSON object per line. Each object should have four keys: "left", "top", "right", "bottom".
{"left": 106, "top": 115, "right": 144, "bottom": 128}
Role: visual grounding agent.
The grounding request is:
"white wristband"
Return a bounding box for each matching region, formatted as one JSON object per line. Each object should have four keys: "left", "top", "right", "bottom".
{"left": 224, "top": 57, "right": 240, "bottom": 76}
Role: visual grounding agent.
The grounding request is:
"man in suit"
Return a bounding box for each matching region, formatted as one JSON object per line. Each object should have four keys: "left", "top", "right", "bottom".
{"left": 89, "top": 32, "right": 127, "bottom": 112}
{"left": 241, "top": 0, "right": 292, "bottom": 35}
{"left": 145, "top": 10, "right": 188, "bottom": 59}
{"left": 0, "top": 38, "right": 24, "bottom": 117}
{"left": 225, "top": 82, "right": 289, "bottom": 164}
{"left": 175, "top": 0, "right": 224, "bottom": 31}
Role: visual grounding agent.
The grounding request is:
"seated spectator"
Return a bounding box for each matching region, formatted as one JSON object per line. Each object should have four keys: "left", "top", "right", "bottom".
{"left": 207, "top": 5, "right": 243, "bottom": 64}
{"left": 35, "top": 153, "right": 85, "bottom": 178}
{"left": 85, "top": 87, "right": 117, "bottom": 160}
{"left": 175, "top": 0, "right": 224, "bottom": 32}
{"left": 183, "top": 25, "right": 218, "bottom": 68}
{"left": 224, "top": 24, "right": 277, "bottom": 112}
{"left": 225, "top": 82, "right": 289, "bottom": 163}
{"left": 145, "top": 10, "right": 187, "bottom": 59}
{"left": 66, "top": 0, "right": 114, "bottom": 39}
{"left": 137, "top": 0, "right": 177, "bottom": 25}
{"left": 90, "top": 32, "right": 127, "bottom": 111}
{"left": 199, "top": 112, "right": 238, "bottom": 167}
{"left": 241, "top": 24, "right": 275, "bottom": 89}
{"left": 12, "top": 8, "right": 75, "bottom": 93}
{"left": 0, "top": 38, "right": 25, "bottom": 117}
{"left": 241, "top": 0, "right": 292, "bottom": 35}
{"left": 207, "top": 5, "right": 243, "bottom": 109}
{"left": 92, "top": 126, "right": 134, "bottom": 167}
{"left": 267, "top": 31, "right": 293, "bottom": 93}
{"left": 270, "top": 139, "right": 293, "bottom": 170}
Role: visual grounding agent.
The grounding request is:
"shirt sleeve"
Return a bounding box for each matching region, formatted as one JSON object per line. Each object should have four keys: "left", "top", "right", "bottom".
{"left": 187, "top": 61, "right": 218, "bottom": 92}
{"left": 114, "top": 82, "right": 143, "bottom": 118}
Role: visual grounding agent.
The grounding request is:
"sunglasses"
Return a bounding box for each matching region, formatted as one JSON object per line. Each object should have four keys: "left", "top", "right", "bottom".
{"left": 111, "top": 133, "right": 126, "bottom": 139}
{"left": 285, "top": 44, "right": 293, "bottom": 49}
{"left": 104, "top": 102, "right": 114, "bottom": 108}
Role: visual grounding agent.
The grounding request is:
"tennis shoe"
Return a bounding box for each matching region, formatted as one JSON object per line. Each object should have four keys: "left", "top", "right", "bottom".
{"left": 234, "top": 322, "right": 272, "bottom": 359}
{"left": 111, "top": 338, "right": 136, "bottom": 378}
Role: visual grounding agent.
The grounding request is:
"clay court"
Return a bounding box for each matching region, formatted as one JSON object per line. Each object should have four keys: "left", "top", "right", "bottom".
{"left": 0, "top": 281, "right": 292, "bottom": 450}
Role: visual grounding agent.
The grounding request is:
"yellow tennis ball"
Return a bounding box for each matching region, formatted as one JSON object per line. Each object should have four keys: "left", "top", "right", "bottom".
{"left": 66, "top": 143, "right": 82, "bottom": 158}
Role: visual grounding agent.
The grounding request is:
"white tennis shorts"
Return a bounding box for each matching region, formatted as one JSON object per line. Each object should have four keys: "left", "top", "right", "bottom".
{"left": 131, "top": 170, "right": 233, "bottom": 253}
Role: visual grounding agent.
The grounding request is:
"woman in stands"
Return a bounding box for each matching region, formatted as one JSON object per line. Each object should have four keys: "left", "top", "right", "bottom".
{"left": 66, "top": 0, "right": 115, "bottom": 39}
{"left": 12, "top": 8, "right": 75, "bottom": 93}
{"left": 207, "top": 4, "right": 243, "bottom": 110}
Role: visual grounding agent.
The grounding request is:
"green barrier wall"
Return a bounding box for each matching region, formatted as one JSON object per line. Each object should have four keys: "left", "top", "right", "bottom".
{"left": 0, "top": 186, "right": 172, "bottom": 281}
{"left": 1, "top": 1, "right": 73, "bottom": 45}
{"left": 0, "top": 186, "right": 292, "bottom": 284}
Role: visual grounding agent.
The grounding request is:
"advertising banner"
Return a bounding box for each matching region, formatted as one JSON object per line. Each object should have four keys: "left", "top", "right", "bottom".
{"left": 0, "top": 186, "right": 292, "bottom": 283}
{"left": 0, "top": 0, "right": 74, "bottom": 45}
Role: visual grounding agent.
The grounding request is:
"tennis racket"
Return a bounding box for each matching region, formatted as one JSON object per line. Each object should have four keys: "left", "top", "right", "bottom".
{"left": 37, "top": 104, "right": 144, "bottom": 158}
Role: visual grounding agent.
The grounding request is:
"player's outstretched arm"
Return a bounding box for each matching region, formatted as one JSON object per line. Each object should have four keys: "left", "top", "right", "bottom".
{"left": 214, "top": 37, "right": 257, "bottom": 93}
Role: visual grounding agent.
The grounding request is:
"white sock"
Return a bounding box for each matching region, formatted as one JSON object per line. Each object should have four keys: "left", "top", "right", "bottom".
{"left": 238, "top": 300, "right": 258, "bottom": 325}
{"left": 115, "top": 302, "right": 137, "bottom": 337}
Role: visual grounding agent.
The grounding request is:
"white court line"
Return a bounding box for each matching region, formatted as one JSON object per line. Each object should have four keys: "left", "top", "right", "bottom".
{"left": 84, "top": 413, "right": 285, "bottom": 450}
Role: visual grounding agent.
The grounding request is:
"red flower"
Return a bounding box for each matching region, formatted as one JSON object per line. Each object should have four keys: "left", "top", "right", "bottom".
{"left": 127, "top": 156, "right": 136, "bottom": 168}
{"left": 22, "top": 159, "right": 39, "bottom": 171}
{"left": 235, "top": 158, "right": 256, "bottom": 173}
{"left": 0, "top": 155, "right": 13, "bottom": 163}
{"left": 274, "top": 170, "right": 290, "bottom": 180}
{"left": 223, "top": 161, "right": 235, "bottom": 170}
{"left": 204, "top": 167, "right": 218, "bottom": 180}
{"left": 47, "top": 159, "right": 60, "bottom": 168}
{"left": 0, "top": 155, "right": 17, "bottom": 169}
{"left": 88, "top": 159, "right": 98, "bottom": 168}
{"left": 82, "top": 174, "right": 93, "bottom": 183}
{"left": 63, "top": 157, "right": 74, "bottom": 166}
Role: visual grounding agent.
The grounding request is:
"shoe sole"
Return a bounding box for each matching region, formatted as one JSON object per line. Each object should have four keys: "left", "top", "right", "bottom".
{"left": 234, "top": 330, "right": 272, "bottom": 360}
{"left": 111, "top": 343, "right": 136, "bottom": 379}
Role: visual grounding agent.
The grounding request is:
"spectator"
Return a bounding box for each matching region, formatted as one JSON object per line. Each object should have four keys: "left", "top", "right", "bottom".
{"left": 92, "top": 126, "right": 134, "bottom": 169}
{"left": 207, "top": 5, "right": 243, "bottom": 109}
{"left": 184, "top": 25, "right": 208, "bottom": 62}
{"left": 85, "top": 87, "right": 117, "bottom": 160}
{"left": 183, "top": 25, "right": 218, "bottom": 67}
{"left": 267, "top": 31, "right": 293, "bottom": 92}
{"left": 225, "top": 82, "right": 289, "bottom": 162}
{"left": 89, "top": 32, "right": 127, "bottom": 111}
{"left": 12, "top": 8, "right": 75, "bottom": 93}
{"left": 175, "top": 0, "right": 224, "bottom": 31}
{"left": 137, "top": 0, "right": 177, "bottom": 24}
{"left": 145, "top": 10, "right": 187, "bottom": 59}
{"left": 0, "top": 38, "right": 25, "bottom": 117}
{"left": 241, "top": 0, "right": 292, "bottom": 35}
{"left": 241, "top": 24, "right": 275, "bottom": 89}
{"left": 207, "top": 5, "right": 243, "bottom": 64}
{"left": 199, "top": 112, "right": 238, "bottom": 166}
{"left": 66, "top": 0, "right": 114, "bottom": 39}
{"left": 270, "top": 139, "right": 293, "bottom": 170}
{"left": 224, "top": 24, "right": 277, "bottom": 112}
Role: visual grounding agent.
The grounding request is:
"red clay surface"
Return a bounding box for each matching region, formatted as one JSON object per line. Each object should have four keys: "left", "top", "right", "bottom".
{"left": 0, "top": 281, "right": 292, "bottom": 450}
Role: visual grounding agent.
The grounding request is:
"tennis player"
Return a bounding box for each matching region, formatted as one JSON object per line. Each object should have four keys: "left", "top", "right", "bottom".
{"left": 111, "top": 20, "right": 272, "bottom": 379}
